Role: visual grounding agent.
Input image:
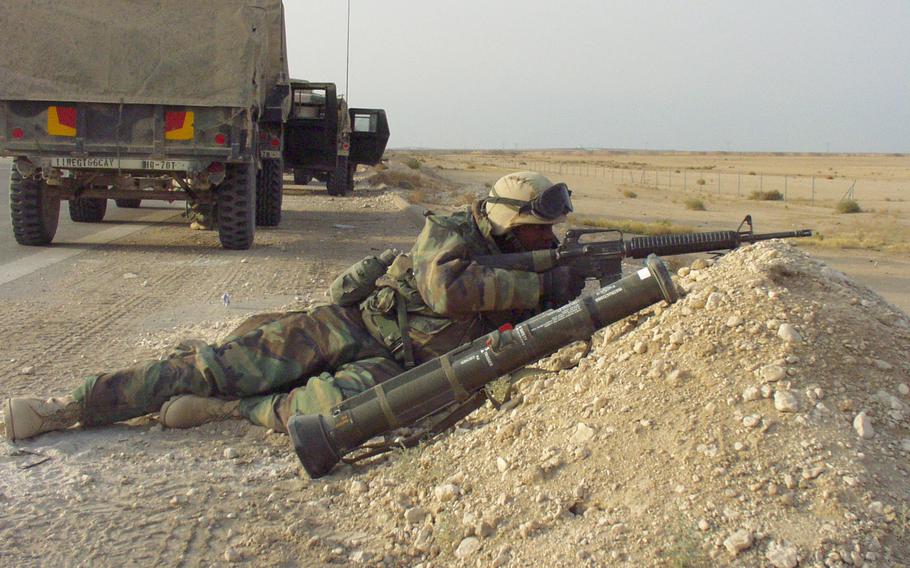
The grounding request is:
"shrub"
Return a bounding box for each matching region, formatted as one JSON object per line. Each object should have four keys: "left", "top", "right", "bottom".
{"left": 748, "top": 171, "right": 757, "bottom": 176}
{"left": 405, "top": 158, "right": 421, "bottom": 170}
{"left": 748, "top": 190, "right": 784, "bottom": 201}
{"left": 684, "top": 198, "right": 706, "bottom": 211}
{"left": 696, "top": 178, "right": 706, "bottom": 186}
{"left": 623, "top": 190, "right": 637, "bottom": 198}
{"left": 835, "top": 199, "right": 861, "bottom": 214}
{"left": 406, "top": 189, "right": 426, "bottom": 204}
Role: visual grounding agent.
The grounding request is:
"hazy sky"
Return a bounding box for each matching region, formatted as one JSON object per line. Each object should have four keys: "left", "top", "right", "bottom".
{"left": 285, "top": 1, "right": 909, "bottom": 153}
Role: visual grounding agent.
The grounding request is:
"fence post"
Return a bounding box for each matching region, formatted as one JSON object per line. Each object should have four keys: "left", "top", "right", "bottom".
{"left": 737, "top": 173, "right": 741, "bottom": 197}
{"left": 784, "top": 176, "right": 788, "bottom": 200}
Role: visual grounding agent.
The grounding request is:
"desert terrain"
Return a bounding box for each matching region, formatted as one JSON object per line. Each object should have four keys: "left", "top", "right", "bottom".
{"left": 0, "top": 151, "right": 908, "bottom": 567}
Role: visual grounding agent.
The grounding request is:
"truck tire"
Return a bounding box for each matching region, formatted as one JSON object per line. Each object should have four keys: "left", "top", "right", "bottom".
{"left": 256, "top": 158, "right": 283, "bottom": 227}
{"left": 217, "top": 161, "right": 255, "bottom": 250}
{"left": 9, "top": 167, "right": 60, "bottom": 246}
{"left": 326, "top": 157, "right": 354, "bottom": 196}
{"left": 68, "top": 196, "right": 108, "bottom": 222}
{"left": 115, "top": 199, "right": 142, "bottom": 208}
{"left": 293, "top": 169, "right": 312, "bottom": 186}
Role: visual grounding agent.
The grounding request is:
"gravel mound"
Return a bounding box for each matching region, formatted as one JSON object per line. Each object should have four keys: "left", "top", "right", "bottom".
{"left": 313, "top": 241, "right": 910, "bottom": 566}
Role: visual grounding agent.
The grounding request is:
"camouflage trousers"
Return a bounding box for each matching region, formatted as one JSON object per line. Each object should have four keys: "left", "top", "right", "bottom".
{"left": 71, "top": 305, "right": 403, "bottom": 432}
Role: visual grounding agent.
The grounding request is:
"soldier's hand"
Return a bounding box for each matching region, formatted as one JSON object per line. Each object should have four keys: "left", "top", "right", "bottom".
{"left": 541, "top": 266, "right": 585, "bottom": 306}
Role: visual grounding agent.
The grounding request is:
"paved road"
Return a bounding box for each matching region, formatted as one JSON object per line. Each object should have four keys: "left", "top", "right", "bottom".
{"left": 0, "top": 158, "right": 184, "bottom": 283}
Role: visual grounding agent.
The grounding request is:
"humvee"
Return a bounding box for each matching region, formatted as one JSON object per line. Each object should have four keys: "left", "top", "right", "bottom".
{"left": 283, "top": 81, "right": 389, "bottom": 196}
{"left": 0, "top": 0, "right": 291, "bottom": 249}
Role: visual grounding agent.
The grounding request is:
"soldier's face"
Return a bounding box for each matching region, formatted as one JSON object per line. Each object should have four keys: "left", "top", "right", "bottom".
{"left": 511, "top": 224, "right": 558, "bottom": 251}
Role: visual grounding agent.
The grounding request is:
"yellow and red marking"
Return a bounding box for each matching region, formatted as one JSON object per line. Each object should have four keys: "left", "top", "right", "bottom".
{"left": 47, "top": 106, "right": 77, "bottom": 137}
{"left": 164, "top": 111, "right": 194, "bottom": 141}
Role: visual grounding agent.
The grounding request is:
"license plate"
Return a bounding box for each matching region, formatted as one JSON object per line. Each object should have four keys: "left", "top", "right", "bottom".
{"left": 50, "top": 156, "right": 191, "bottom": 171}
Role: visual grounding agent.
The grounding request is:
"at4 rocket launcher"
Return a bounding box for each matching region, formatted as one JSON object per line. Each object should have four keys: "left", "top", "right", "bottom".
{"left": 288, "top": 256, "right": 679, "bottom": 479}
{"left": 475, "top": 215, "right": 812, "bottom": 286}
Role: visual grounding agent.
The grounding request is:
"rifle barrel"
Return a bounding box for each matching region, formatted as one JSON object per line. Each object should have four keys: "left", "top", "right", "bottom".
{"left": 624, "top": 228, "right": 812, "bottom": 258}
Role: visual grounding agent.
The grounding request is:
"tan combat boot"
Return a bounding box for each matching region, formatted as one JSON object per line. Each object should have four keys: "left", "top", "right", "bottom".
{"left": 159, "top": 395, "right": 242, "bottom": 429}
{"left": 3, "top": 396, "right": 82, "bottom": 441}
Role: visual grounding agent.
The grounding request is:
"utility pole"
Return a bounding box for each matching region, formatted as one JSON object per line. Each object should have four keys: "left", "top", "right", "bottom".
{"left": 345, "top": 0, "right": 351, "bottom": 98}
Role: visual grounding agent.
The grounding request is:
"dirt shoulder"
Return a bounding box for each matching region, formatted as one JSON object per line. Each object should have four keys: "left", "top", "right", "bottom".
{"left": 0, "top": 185, "right": 421, "bottom": 566}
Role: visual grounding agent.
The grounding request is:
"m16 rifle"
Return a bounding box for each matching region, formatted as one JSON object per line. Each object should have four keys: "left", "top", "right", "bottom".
{"left": 475, "top": 215, "right": 812, "bottom": 285}
{"left": 288, "top": 256, "right": 678, "bottom": 479}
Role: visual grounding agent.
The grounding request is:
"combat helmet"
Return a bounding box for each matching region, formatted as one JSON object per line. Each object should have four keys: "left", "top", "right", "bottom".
{"left": 484, "top": 171, "right": 573, "bottom": 235}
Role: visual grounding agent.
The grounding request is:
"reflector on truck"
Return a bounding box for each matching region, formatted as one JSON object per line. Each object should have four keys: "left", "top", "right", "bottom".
{"left": 47, "top": 106, "right": 76, "bottom": 137}
{"left": 164, "top": 111, "right": 194, "bottom": 141}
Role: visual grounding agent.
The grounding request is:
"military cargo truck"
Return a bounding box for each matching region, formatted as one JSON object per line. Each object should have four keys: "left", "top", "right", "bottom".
{"left": 284, "top": 81, "right": 389, "bottom": 196}
{"left": 0, "top": 0, "right": 291, "bottom": 249}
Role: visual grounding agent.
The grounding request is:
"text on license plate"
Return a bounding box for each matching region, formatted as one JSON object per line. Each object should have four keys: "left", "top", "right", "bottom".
{"left": 51, "top": 157, "right": 191, "bottom": 171}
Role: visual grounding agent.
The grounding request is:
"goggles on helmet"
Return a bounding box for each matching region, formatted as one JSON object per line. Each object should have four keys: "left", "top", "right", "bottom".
{"left": 487, "top": 182, "right": 574, "bottom": 220}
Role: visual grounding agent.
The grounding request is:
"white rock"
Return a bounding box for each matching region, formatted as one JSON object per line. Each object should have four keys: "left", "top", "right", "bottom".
{"left": 455, "top": 536, "right": 481, "bottom": 559}
{"left": 633, "top": 341, "right": 648, "bottom": 354}
{"left": 873, "top": 359, "right": 893, "bottom": 371}
{"left": 350, "top": 480, "right": 368, "bottom": 495}
{"left": 726, "top": 315, "right": 743, "bottom": 327}
{"left": 18, "top": 366, "right": 34, "bottom": 375}
{"left": 743, "top": 415, "right": 761, "bottom": 428}
{"left": 433, "top": 483, "right": 459, "bottom": 502}
{"left": 224, "top": 547, "right": 241, "bottom": 563}
{"left": 898, "top": 383, "right": 909, "bottom": 396}
{"left": 703, "top": 291, "right": 723, "bottom": 310}
{"left": 761, "top": 364, "right": 787, "bottom": 383}
{"left": 774, "top": 390, "right": 799, "bottom": 413}
{"left": 742, "top": 386, "right": 761, "bottom": 402}
{"left": 677, "top": 267, "right": 691, "bottom": 278}
{"left": 902, "top": 439, "right": 910, "bottom": 452}
{"left": 766, "top": 541, "right": 799, "bottom": 568}
{"left": 570, "top": 423, "right": 595, "bottom": 445}
{"left": 853, "top": 412, "right": 874, "bottom": 439}
{"left": 223, "top": 448, "right": 239, "bottom": 459}
{"left": 496, "top": 457, "right": 509, "bottom": 473}
{"left": 404, "top": 507, "right": 428, "bottom": 524}
{"left": 777, "top": 323, "right": 802, "bottom": 342}
{"left": 723, "top": 529, "right": 754, "bottom": 556}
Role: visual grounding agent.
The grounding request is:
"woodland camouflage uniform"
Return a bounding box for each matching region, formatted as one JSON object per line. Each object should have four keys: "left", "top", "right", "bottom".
{"left": 70, "top": 201, "right": 546, "bottom": 432}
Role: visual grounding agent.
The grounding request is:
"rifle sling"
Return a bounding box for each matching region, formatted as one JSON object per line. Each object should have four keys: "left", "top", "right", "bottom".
{"left": 395, "top": 291, "right": 416, "bottom": 368}
{"left": 440, "top": 353, "right": 471, "bottom": 402}
{"left": 375, "top": 385, "right": 400, "bottom": 429}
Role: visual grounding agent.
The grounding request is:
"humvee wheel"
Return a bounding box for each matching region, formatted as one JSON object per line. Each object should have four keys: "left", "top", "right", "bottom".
{"left": 9, "top": 166, "right": 60, "bottom": 245}
{"left": 68, "top": 196, "right": 107, "bottom": 222}
{"left": 217, "top": 161, "right": 255, "bottom": 250}
{"left": 256, "top": 158, "right": 283, "bottom": 227}
{"left": 115, "top": 199, "right": 142, "bottom": 208}
{"left": 326, "top": 157, "right": 353, "bottom": 196}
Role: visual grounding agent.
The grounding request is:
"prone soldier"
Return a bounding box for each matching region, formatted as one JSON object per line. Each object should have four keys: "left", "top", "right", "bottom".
{"left": 3, "top": 171, "right": 585, "bottom": 441}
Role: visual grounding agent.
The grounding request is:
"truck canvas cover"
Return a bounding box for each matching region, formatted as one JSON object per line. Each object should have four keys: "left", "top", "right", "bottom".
{"left": 0, "top": 0, "right": 288, "bottom": 109}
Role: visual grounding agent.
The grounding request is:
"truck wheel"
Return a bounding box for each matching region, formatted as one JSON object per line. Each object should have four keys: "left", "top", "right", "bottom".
{"left": 9, "top": 167, "right": 60, "bottom": 245}
{"left": 326, "top": 157, "right": 353, "bottom": 196}
{"left": 115, "top": 199, "right": 142, "bottom": 208}
{"left": 217, "top": 161, "right": 255, "bottom": 250}
{"left": 256, "top": 158, "right": 283, "bottom": 227}
{"left": 293, "top": 169, "right": 312, "bottom": 186}
{"left": 69, "top": 196, "right": 108, "bottom": 222}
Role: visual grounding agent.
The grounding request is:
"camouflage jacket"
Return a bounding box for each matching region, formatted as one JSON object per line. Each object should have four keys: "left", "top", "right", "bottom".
{"left": 360, "top": 201, "right": 543, "bottom": 364}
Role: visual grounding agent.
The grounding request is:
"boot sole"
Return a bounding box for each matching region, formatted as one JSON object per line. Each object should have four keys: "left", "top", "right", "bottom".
{"left": 3, "top": 398, "right": 16, "bottom": 442}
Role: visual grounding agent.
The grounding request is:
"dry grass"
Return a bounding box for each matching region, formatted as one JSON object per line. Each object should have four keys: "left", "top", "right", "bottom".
{"left": 369, "top": 170, "right": 424, "bottom": 190}
{"left": 684, "top": 197, "right": 706, "bottom": 211}
{"left": 749, "top": 190, "right": 784, "bottom": 201}
{"left": 835, "top": 199, "right": 862, "bottom": 214}
{"left": 405, "top": 158, "right": 421, "bottom": 170}
{"left": 569, "top": 215, "right": 695, "bottom": 235}
{"left": 805, "top": 231, "right": 910, "bottom": 252}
